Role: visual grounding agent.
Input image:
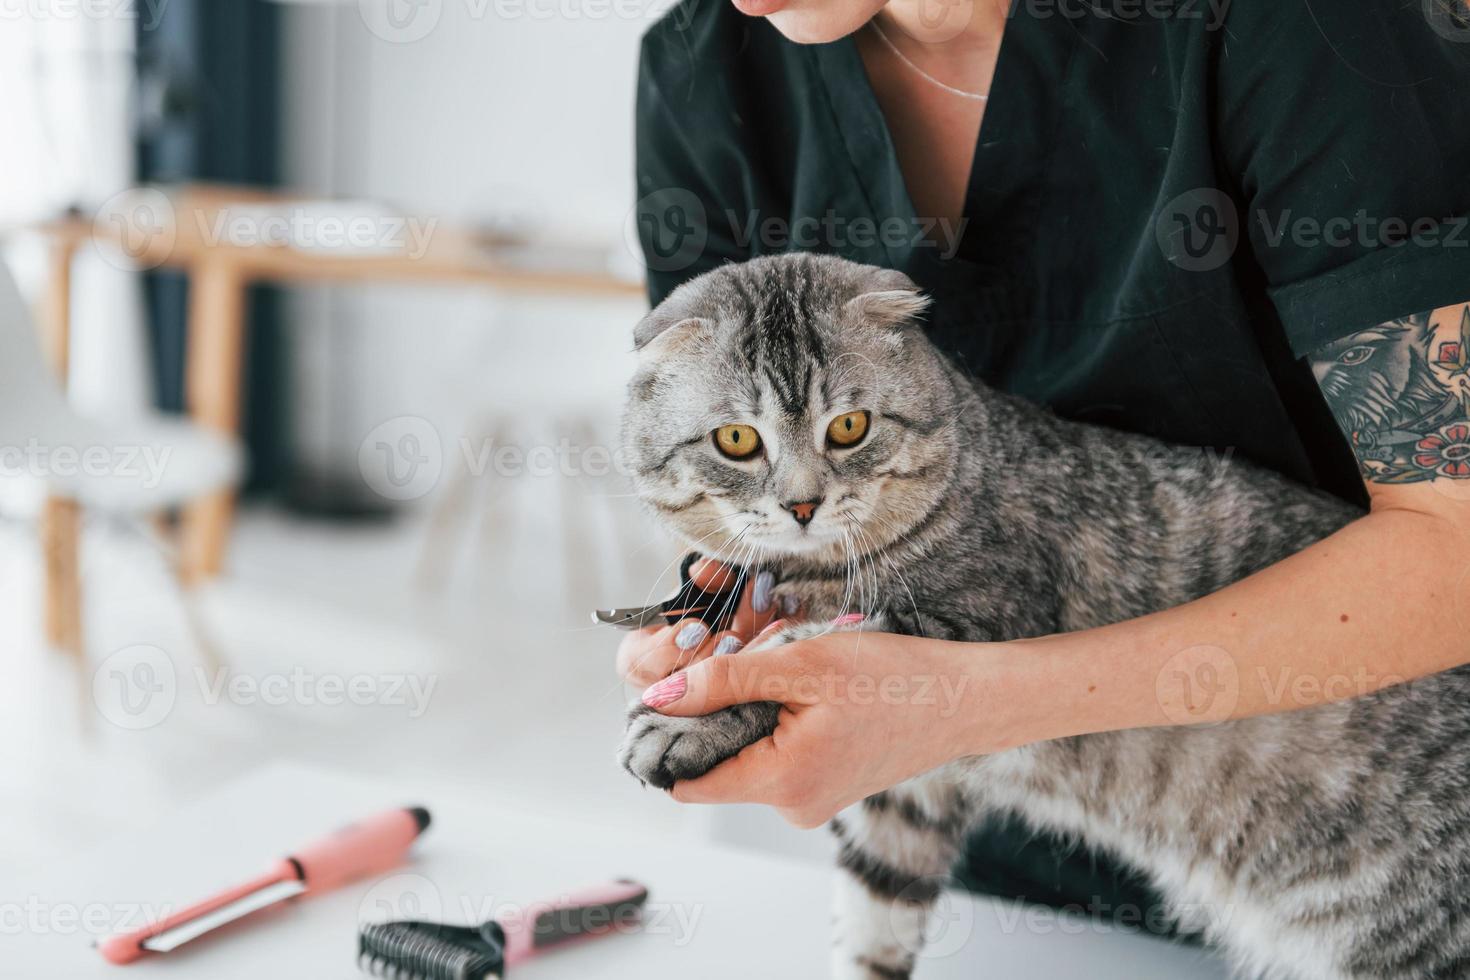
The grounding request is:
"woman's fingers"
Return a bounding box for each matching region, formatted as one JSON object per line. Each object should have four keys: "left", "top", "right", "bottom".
{"left": 641, "top": 645, "right": 823, "bottom": 716}
{"left": 616, "top": 627, "right": 667, "bottom": 688}
{"left": 688, "top": 558, "right": 782, "bottom": 637}
{"left": 616, "top": 623, "right": 694, "bottom": 688}
{"left": 669, "top": 737, "right": 789, "bottom": 805}
{"left": 617, "top": 620, "right": 744, "bottom": 687}
{"left": 686, "top": 557, "right": 739, "bottom": 591}
{"left": 708, "top": 630, "right": 746, "bottom": 658}
{"left": 616, "top": 555, "right": 788, "bottom": 687}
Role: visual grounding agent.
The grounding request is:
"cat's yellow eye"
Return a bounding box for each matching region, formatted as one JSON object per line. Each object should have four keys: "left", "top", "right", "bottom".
{"left": 713, "top": 424, "right": 762, "bottom": 460}
{"left": 827, "top": 411, "right": 870, "bottom": 448}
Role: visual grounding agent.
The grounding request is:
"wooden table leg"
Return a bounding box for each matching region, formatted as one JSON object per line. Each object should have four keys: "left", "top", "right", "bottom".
{"left": 180, "top": 260, "right": 249, "bottom": 583}
{"left": 42, "top": 499, "right": 83, "bottom": 658}
{"left": 40, "top": 239, "right": 85, "bottom": 662}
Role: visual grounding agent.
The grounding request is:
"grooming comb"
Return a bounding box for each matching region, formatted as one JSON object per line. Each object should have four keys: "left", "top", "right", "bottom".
{"left": 357, "top": 879, "right": 649, "bottom": 980}
{"left": 592, "top": 552, "right": 750, "bottom": 632}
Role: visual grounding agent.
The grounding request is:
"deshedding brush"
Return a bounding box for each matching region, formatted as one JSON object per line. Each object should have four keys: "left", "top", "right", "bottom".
{"left": 357, "top": 879, "right": 649, "bottom": 980}
{"left": 358, "top": 919, "right": 509, "bottom": 980}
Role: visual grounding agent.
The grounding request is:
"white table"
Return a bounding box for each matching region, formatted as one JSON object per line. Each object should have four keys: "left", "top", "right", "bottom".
{"left": 8, "top": 763, "right": 1231, "bottom": 978}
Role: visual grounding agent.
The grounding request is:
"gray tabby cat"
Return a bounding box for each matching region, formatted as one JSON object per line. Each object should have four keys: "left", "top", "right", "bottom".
{"left": 616, "top": 253, "right": 1470, "bottom": 980}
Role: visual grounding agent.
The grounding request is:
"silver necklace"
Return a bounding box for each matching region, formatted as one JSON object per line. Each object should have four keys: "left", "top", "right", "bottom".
{"left": 869, "top": 18, "right": 989, "bottom": 102}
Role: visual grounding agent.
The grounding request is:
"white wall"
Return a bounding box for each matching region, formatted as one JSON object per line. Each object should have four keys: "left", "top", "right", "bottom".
{"left": 277, "top": 1, "right": 655, "bottom": 489}
{"left": 283, "top": 0, "right": 656, "bottom": 231}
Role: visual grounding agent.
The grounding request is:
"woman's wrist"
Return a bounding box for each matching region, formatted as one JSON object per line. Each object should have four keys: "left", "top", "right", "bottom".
{"left": 938, "top": 636, "right": 1081, "bottom": 759}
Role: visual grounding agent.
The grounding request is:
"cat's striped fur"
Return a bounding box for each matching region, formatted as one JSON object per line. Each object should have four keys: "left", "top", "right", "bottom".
{"left": 617, "top": 253, "right": 1470, "bottom": 979}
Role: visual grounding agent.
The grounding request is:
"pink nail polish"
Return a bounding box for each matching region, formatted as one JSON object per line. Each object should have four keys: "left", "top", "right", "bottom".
{"left": 753, "top": 619, "right": 787, "bottom": 643}
{"left": 642, "top": 672, "right": 688, "bottom": 709}
{"left": 832, "top": 613, "right": 865, "bottom": 626}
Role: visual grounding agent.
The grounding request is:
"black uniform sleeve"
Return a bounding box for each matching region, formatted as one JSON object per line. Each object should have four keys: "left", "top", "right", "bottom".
{"left": 1215, "top": 0, "right": 1470, "bottom": 356}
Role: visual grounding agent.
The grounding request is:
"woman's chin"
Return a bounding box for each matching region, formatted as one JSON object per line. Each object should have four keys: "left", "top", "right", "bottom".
{"left": 729, "top": 0, "right": 789, "bottom": 17}
{"left": 734, "top": 0, "right": 882, "bottom": 45}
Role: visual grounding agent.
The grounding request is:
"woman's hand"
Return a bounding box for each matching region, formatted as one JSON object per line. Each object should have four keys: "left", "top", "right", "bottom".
{"left": 614, "top": 558, "right": 798, "bottom": 688}
{"left": 637, "top": 628, "right": 1037, "bottom": 829}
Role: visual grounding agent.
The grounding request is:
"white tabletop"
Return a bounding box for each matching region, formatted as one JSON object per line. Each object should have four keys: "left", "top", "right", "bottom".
{"left": 8, "top": 763, "right": 1231, "bottom": 979}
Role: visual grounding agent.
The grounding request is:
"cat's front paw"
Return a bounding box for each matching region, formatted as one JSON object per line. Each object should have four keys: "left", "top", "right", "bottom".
{"left": 618, "top": 701, "right": 779, "bottom": 790}
{"left": 747, "top": 614, "right": 888, "bottom": 653}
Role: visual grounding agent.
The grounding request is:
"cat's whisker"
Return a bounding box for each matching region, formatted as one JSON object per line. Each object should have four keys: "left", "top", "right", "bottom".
{"left": 595, "top": 518, "right": 747, "bottom": 691}
{"left": 706, "top": 524, "right": 757, "bottom": 633}
{"left": 849, "top": 515, "right": 879, "bottom": 624}
{"left": 853, "top": 510, "right": 924, "bottom": 635}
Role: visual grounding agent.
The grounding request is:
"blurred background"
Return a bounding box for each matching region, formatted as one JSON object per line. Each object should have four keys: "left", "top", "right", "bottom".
{"left": 0, "top": 0, "right": 822, "bottom": 877}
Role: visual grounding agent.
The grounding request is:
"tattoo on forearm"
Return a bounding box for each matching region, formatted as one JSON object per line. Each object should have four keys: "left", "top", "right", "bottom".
{"left": 1311, "top": 303, "right": 1470, "bottom": 483}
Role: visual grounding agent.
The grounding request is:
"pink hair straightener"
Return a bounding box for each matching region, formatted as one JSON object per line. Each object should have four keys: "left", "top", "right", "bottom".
{"left": 97, "top": 806, "right": 432, "bottom": 965}
{"left": 356, "top": 879, "right": 650, "bottom": 980}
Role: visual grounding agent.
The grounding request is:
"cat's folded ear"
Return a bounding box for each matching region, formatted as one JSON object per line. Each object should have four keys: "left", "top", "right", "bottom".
{"left": 843, "top": 269, "right": 931, "bottom": 328}
{"left": 633, "top": 303, "right": 712, "bottom": 354}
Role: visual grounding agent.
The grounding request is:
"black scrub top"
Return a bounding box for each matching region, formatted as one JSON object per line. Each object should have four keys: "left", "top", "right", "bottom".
{"left": 634, "top": 0, "right": 1470, "bottom": 930}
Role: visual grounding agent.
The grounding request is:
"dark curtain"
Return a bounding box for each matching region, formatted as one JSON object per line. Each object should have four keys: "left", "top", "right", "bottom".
{"left": 135, "top": 0, "right": 286, "bottom": 494}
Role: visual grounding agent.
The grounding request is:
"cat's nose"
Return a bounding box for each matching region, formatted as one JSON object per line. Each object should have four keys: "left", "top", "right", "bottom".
{"left": 785, "top": 498, "right": 823, "bottom": 527}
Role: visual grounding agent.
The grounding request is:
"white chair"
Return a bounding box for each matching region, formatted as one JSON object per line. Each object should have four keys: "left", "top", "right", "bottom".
{"left": 0, "top": 258, "right": 243, "bottom": 668}
{"left": 415, "top": 395, "right": 622, "bottom": 613}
